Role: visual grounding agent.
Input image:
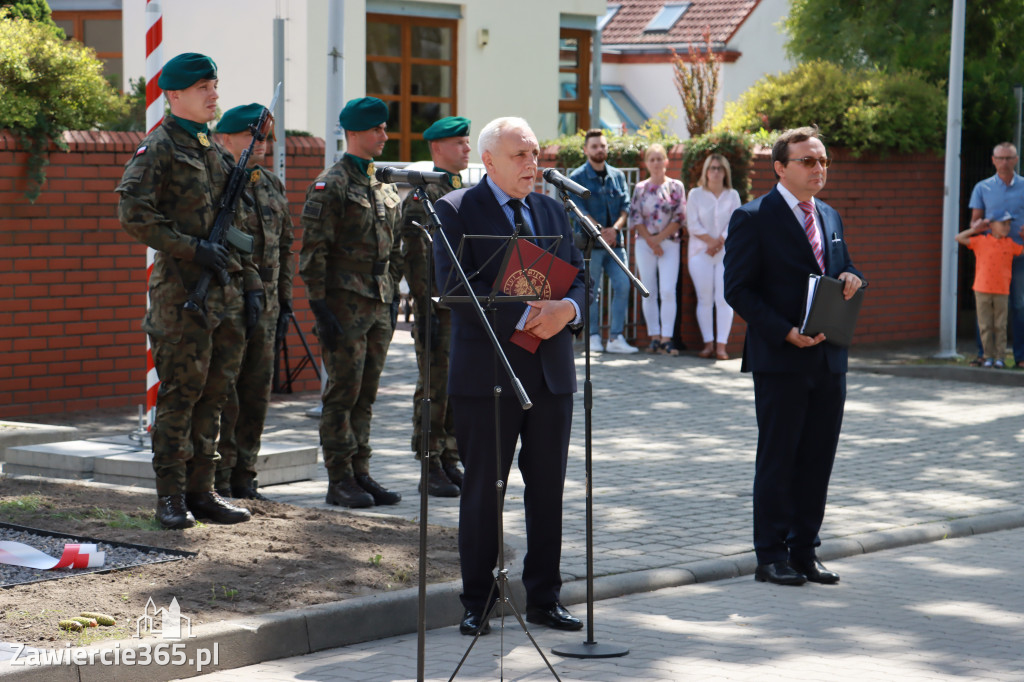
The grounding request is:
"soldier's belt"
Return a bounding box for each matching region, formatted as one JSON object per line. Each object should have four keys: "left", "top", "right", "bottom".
{"left": 337, "top": 258, "right": 389, "bottom": 275}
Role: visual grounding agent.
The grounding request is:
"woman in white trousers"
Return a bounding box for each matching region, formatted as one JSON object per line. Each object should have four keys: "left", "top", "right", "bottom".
{"left": 685, "top": 154, "right": 741, "bottom": 360}
{"left": 629, "top": 144, "right": 686, "bottom": 355}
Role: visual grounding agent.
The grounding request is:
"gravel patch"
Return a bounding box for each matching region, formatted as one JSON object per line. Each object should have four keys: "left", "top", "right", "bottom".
{"left": 0, "top": 523, "right": 194, "bottom": 587}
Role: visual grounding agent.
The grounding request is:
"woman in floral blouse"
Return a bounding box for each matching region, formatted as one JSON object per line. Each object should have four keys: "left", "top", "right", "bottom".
{"left": 629, "top": 144, "right": 686, "bottom": 355}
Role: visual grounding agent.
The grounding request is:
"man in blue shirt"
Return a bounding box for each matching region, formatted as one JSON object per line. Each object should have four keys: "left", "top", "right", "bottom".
{"left": 968, "top": 142, "right": 1024, "bottom": 367}
{"left": 569, "top": 129, "right": 638, "bottom": 353}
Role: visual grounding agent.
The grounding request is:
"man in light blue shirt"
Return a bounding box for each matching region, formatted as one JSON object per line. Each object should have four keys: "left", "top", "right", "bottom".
{"left": 569, "top": 129, "right": 638, "bottom": 353}
{"left": 968, "top": 142, "right": 1024, "bottom": 367}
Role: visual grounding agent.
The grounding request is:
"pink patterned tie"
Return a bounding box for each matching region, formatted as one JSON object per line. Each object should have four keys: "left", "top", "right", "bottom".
{"left": 798, "top": 201, "right": 825, "bottom": 273}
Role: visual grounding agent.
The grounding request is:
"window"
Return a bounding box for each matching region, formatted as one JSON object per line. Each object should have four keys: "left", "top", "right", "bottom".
{"left": 559, "top": 84, "right": 649, "bottom": 135}
{"left": 52, "top": 10, "right": 123, "bottom": 87}
{"left": 366, "top": 14, "right": 458, "bottom": 162}
{"left": 558, "top": 28, "right": 591, "bottom": 136}
{"left": 644, "top": 3, "right": 690, "bottom": 33}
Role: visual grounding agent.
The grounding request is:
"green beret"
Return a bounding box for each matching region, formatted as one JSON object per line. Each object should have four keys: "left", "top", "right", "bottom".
{"left": 158, "top": 53, "right": 217, "bottom": 90}
{"left": 423, "top": 116, "right": 471, "bottom": 141}
{"left": 339, "top": 97, "right": 389, "bottom": 131}
{"left": 217, "top": 103, "right": 266, "bottom": 134}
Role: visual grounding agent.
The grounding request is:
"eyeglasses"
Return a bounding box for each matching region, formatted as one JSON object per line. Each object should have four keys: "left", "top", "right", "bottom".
{"left": 788, "top": 156, "right": 831, "bottom": 169}
{"left": 707, "top": 166, "right": 725, "bottom": 172}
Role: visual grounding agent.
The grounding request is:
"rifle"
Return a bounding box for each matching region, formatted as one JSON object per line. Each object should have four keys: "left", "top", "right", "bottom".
{"left": 183, "top": 82, "right": 283, "bottom": 320}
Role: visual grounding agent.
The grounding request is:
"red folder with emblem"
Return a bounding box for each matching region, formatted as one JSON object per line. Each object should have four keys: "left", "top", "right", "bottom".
{"left": 492, "top": 238, "right": 579, "bottom": 353}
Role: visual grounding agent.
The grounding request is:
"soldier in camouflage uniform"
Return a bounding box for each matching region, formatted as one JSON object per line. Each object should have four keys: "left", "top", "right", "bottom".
{"left": 116, "top": 53, "right": 256, "bottom": 530}
{"left": 400, "top": 116, "right": 472, "bottom": 497}
{"left": 213, "top": 103, "right": 295, "bottom": 501}
{"left": 299, "top": 97, "right": 404, "bottom": 508}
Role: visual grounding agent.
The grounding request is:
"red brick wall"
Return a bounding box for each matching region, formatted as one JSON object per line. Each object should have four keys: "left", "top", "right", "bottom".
{"left": 539, "top": 146, "right": 944, "bottom": 353}
{"left": 0, "top": 130, "right": 324, "bottom": 419}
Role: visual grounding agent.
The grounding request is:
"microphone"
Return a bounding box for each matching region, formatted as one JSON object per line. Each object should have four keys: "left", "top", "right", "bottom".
{"left": 374, "top": 166, "right": 452, "bottom": 187}
{"left": 541, "top": 168, "right": 591, "bottom": 199}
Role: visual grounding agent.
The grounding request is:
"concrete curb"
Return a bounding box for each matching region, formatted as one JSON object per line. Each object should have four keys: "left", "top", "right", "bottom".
{"left": 4, "top": 508, "right": 1024, "bottom": 681}
{"left": 850, "top": 362, "right": 1024, "bottom": 386}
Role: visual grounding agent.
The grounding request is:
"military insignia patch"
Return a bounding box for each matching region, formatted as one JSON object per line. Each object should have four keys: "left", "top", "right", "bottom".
{"left": 314, "top": 181, "right": 327, "bottom": 190}
{"left": 451, "top": 175, "right": 462, "bottom": 189}
{"left": 134, "top": 146, "right": 148, "bottom": 157}
{"left": 197, "top": 132, "right": 210, "bottom": 147}
{"left": 367, "top": 162, "right": 376, "bottom": 179}
{"left": 250, "top": 169, "right": 261, "bottom": 183}
{"left": 303, "top": 200, "right": 323, "bottom": 219}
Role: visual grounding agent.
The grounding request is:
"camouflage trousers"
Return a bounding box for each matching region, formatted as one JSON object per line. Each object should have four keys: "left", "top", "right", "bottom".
{"left": 318, "top": 289, "right": 393, "bottom": 481}
{"left": 410, "top": 300, "right": 459, "bottom": 467}
{"left": 215, "top": 291, "right": 281, "bottom": 490}
{"left": 145, "top": 277, "right": 245, "bottom": 496}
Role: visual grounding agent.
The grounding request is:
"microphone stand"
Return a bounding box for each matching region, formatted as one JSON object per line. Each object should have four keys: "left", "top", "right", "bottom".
{"left": 552, "top": 188, "right": 647, "bottom": 660}
{"left": 411, "top": 187, "right": 562, "bottom": 681}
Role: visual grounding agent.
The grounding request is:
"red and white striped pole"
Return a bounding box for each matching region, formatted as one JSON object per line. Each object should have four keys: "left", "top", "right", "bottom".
{"left": 144, "top": 0, "right": 164, "bottom": 430}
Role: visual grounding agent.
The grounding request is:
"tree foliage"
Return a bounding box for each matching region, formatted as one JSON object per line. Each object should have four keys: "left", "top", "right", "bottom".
{"left": 783, "top": 0, "right": 1024, "bottom": 148}
{"left": 679, "top": 130, "right": 755, "bottom": 203}
{"left": 0, "top": 7, "right": 128, "bottom": 200}
{"left": 0, "top": 0, "right": 62, "bottom": 38}
{"left": 671, "top": 30, "right": 721, "bottom": 138}
{"left": 717, "top": 60, "right": 945, "bottom": 155}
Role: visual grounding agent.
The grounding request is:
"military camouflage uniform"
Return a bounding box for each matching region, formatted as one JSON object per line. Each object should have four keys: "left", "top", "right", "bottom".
{"left": 117, "top": 117, "right": 262, "bottom": 496}
{"left": 299, "top": 156, "right": 402, "bottom": 481}
{"left": 216, "top": 166, "right": 295, "bottom": 491}
{"left": 400, "top": 182, "right": 459, "bottom": 466}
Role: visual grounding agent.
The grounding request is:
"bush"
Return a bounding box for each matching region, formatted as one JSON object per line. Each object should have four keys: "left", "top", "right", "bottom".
{"left": 679, "top": 130, "right": 755, "bottom": 203}
{"left": 717, "top": 60, "right": 945, "bottom": 156}
{"left": 0, "top": 8, "right": 128, "bottom": 200}
{"left": 542, "top": 108, "right": 682, "bottom": 170}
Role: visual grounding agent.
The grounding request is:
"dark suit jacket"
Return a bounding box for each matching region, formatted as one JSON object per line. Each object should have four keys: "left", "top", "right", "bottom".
{"left": 724, "top": 186, "right": 866, "bottom": 374}
{"left": 433, "top": 178, "right": 587, "bottom": 398}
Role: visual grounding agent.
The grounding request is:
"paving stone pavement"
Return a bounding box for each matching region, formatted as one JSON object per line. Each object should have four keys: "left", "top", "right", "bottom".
{"left": 32, "top": 329, "right": 1024, "bottom": 680}
{"left": 190, "top": 527, "right": 1024, "bottom": 681}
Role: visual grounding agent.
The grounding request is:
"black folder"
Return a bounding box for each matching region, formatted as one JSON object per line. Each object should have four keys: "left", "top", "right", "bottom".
{"left": 799, "top": 275, "right": 864, "bottom": 348}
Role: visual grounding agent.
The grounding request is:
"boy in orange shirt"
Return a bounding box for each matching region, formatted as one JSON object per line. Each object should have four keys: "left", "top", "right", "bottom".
{"left": 957, "top": 211, "right": 1024, "bottom": 368}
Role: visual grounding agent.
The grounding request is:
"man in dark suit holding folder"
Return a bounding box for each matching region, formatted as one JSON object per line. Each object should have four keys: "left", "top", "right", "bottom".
{"left": 434, "top": 117, "right": 587, "bottom": 634}
{"left": 724, "top": 126, "right": 865, "bottom": 586}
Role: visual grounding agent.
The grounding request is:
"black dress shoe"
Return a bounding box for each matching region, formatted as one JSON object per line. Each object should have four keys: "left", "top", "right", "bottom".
{"left": 754, "top": 561, "right": 807, "bottom": 586}
{"left": 325, "top": 477, "right": 374, "bottom": 508}
{"left": 525, "top": 603, "right": 583, "bottom": 631}
{"left": 789, "top": 558, "right": 840, "bottom": 584}
{"left": 459, "top": 609, "right": 491, "bottom": 636}
{"left": 231, "top": 484, "right": 269, "bottom": 501}
{"left": 442, "top": 461, "right": 464, "bottom": 488}
{"left": 185, "top": 491, "right": 251, "bottom": 524}
{"left": 355, "top": 473, "right": 402, "bottom": 505}
{"left": 156, "top": 494, "right": 196, "bottom": 530}
{"left": 420, "top": 466, "right": 459, "bottom": 497}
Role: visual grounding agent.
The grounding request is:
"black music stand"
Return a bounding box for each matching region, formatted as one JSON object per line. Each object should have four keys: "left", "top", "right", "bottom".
{"left": 272, "top": 313, "right": 321, "bottom": 393}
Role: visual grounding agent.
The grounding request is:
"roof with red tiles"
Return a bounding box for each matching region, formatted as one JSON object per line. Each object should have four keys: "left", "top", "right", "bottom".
{"left": 602, "top": 0, "right": 760, "bottom": 48}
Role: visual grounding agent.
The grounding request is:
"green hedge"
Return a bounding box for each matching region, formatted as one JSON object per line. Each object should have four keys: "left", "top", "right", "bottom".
{"left": 542, "top": 110, "right": 682, "bottom": 170}
{"left": 717, "top": 59, "right": 945, "bottom": 155}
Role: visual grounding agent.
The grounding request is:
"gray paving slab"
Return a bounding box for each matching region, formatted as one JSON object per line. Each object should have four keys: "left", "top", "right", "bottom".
{"left": 190, "top": 528, "right": 1024, "bottom": 681}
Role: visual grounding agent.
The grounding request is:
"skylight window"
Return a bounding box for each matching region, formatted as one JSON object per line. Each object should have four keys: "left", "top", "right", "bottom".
{"left": 644, "top": 3, "right": 690, "bottom": 33}
{"left": 598, "top": 4, "right": 621, "bottom": 32}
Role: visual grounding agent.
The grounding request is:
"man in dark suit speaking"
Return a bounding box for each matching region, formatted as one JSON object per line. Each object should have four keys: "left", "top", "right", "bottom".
{"left": 434, "top": 117, "right": 587, "bottom": 634}
{"left": 724, "top": 126, "right": 865, "bottom": 586}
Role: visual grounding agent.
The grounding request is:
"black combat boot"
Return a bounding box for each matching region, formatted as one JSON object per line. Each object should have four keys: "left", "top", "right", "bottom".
{"left": 325, "top": 477, "right": 375, "bottom": 508}
{"left": 420, "top": 465, "right": 459, "bottom": 497}
{"left": 231, "top": 484, "right": 269, "bottom": 501}
{"left": 156, "top": 494, "right": 196, "bottom": 530}
{"left": 355, "top": 473, "right": 402, "bottom": 505}
{"left": 185, "top": 491, "right": 251, "bottom": 524}
{"left": 442, "top": 461, "right": 464, "bottom": 489}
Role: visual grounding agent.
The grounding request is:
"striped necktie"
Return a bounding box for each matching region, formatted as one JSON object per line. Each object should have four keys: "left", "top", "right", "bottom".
{"left": 798, "top": 201, "right": 825, "bottom": 273}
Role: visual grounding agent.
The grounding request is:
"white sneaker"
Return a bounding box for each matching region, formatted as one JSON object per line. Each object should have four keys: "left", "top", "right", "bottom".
{"left": 589, "top": 334, "right": 604, "bottom": 351}
{"left": 605, "top": 334, "right": 639, "bottom": 354}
